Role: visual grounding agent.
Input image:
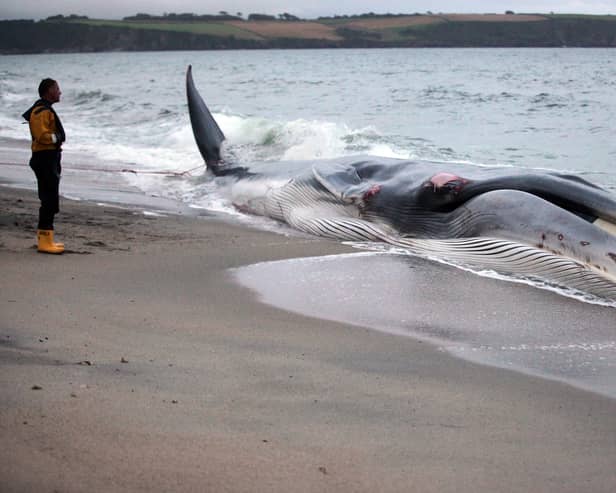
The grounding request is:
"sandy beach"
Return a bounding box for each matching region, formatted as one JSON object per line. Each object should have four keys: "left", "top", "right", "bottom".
{"left": 2, "top": 171, "right": 616, "bottom": 492}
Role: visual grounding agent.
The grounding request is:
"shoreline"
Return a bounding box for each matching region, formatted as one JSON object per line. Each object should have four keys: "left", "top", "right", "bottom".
{"left": 2, "top": 181, "right": 616, "bottom": 490}
{"left": 234, "top": 251, "right": 616, "bottom": 400}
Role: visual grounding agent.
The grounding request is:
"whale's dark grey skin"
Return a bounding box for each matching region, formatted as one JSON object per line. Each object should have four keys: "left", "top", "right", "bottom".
{"left": 187, "top": 66, "right": 616, "bottom": 299}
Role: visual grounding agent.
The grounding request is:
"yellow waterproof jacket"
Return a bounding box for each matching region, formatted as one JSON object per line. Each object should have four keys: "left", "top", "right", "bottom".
{"left": 22, "top": 99, "right": 66, "bottom": 152}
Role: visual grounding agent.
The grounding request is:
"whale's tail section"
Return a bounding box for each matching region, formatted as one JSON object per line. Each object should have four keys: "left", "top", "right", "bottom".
{"left": 186, "top": 65, "right": 226, "bottom": 170}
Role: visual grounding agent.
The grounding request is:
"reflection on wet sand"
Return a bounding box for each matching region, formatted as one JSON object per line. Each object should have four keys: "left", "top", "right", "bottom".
{"left": 235, "top": 252, "right": 616, "bottom": 399}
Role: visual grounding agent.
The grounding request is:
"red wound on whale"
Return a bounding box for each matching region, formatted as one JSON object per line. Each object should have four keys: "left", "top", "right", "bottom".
{"left": 362, "top": 184, "right": 381, "bottom": 200}
{"left": 428, "top": 173, "right": 469, "bottom": 192}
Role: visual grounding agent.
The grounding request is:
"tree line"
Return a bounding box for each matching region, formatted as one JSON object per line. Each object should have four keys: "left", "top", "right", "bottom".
{"left": 43, "top": 12, "right": 304, "bottom": 22}
{"left": 122, "top": 12, "right": 301, "bottom": 22}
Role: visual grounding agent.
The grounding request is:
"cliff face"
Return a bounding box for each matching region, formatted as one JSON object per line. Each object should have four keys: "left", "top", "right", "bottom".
{"left": 0, "top": 21, "right": 269, "bottom": 53}
{"left": 1, "top": 16, "right": 615, "bottom": 54}
{"left": 409, "top": 17, "right": 616, "bottom": 47}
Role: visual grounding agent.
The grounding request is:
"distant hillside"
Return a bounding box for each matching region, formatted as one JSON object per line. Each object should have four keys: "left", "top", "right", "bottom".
{"left": 1, "top": 13, "right": 616, "bottom": 53}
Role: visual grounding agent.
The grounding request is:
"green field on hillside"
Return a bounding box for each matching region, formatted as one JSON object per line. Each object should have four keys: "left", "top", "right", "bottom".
{"left": 67, "top": 19, "right": 263, "bottom": 40}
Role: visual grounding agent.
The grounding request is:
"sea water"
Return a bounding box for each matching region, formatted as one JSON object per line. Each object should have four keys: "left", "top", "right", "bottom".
{"left": 1, "top": 49, "right": 615, "bottom": 396}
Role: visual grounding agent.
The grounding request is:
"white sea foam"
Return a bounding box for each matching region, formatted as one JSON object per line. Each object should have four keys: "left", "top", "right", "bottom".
{"left": 142, "top": 210, "right": 166, "bottom": 217}
{"left": 0, "top": 119, "right": 25, "bottom": 139}
{"left": 216, "top": 113, "right": 276, "bottom": 146}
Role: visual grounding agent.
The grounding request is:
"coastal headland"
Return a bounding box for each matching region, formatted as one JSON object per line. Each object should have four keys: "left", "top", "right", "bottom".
{"left": 2, "top": 12, "right": 616, "bottom": 53}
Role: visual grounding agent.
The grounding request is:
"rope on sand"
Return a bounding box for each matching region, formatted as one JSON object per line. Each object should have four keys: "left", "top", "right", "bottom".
{"left": 0, "top": 161, "right": 204, "bottom": 177}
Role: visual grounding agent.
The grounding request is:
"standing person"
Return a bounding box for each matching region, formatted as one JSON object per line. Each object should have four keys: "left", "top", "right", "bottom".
{"left": 22, "top": 78, "right": 66, "bottom": 254}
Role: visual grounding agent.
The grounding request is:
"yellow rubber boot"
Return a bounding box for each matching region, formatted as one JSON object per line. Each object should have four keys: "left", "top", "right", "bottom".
{"left": 42, "top": 229, "right": 65, "bottom": 250}
{"left": 37, "top": 229, "right": 65, "bottom": 254}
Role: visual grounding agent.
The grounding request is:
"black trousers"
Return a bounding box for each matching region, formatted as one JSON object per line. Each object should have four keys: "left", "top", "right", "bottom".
{"left": 30, "top": 150, "right": 61, "bottom": 230}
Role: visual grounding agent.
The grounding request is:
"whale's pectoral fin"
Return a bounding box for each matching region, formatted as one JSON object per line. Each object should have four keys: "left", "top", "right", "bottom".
{"left": 312, "top": 163, "right": 379, "bottom": 204}
{"left": 186, "top": 65, "right": 226, "bottom": 169}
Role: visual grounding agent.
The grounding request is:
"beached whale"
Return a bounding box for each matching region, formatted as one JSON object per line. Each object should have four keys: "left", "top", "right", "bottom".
{"left": 186, "top": 65, "right": 616, "bottom": 300}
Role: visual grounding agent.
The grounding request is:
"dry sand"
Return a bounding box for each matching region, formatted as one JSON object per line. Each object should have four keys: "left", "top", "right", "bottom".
{"left": 1, "top": 183, "right": 616, "bottom": 492}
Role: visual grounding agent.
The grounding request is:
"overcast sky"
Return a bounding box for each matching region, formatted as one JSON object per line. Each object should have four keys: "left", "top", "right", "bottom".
{"left": 2, "top": 1, "right": 615, "bottom": 20}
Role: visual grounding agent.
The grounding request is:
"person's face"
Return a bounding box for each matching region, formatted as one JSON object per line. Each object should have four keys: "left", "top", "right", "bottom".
{"left": 46, "top": 83, "right": 61, "bottom": 103}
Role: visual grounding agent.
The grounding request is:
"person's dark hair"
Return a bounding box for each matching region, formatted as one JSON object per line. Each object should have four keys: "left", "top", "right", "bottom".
{"left": 38, "top": 78, "right": 57, "bottom": 98}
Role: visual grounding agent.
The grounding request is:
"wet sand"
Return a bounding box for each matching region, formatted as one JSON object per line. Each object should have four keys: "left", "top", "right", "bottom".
{"left": 2, "top": 179, "right": 616, "bottom": 491}
{"left": 235, "top": 252, "right": 616, "bottom": 399}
